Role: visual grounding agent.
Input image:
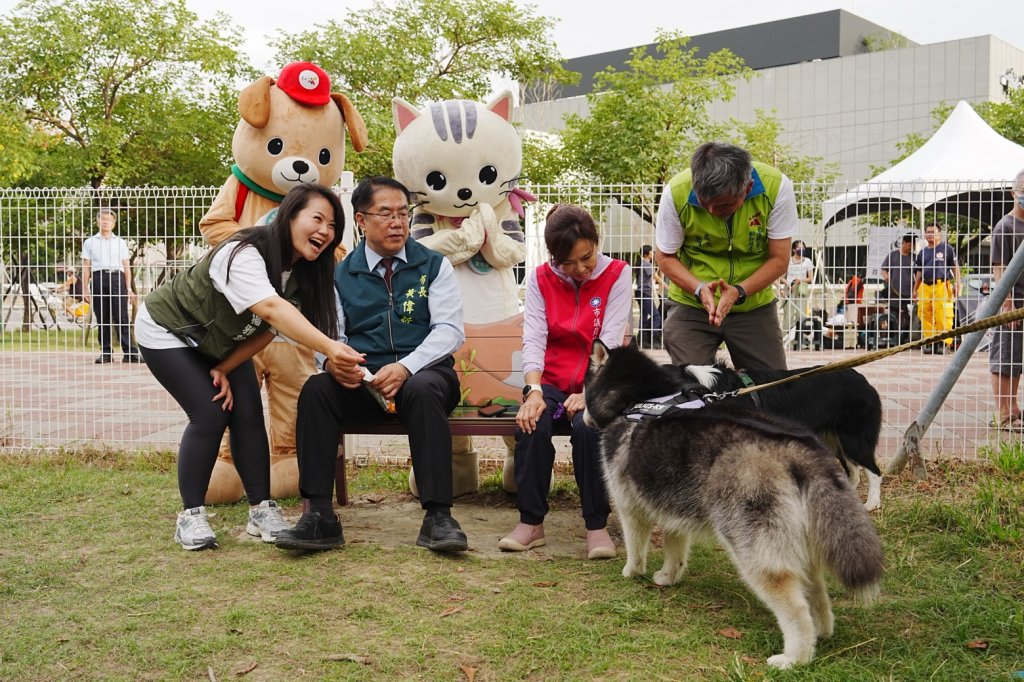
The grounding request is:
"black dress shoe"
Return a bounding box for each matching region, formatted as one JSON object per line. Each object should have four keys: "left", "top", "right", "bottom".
{"left": 416, "top": 510, "right": 468, "bottom": 553}
{"left": 95, "top": 355, "right": 113, "bottom": 364}
{"left": 123, "top": 354, "right": 145, "bottom": 364}
{"left": 274, "top": 511, "right": 344, "bottom": 551}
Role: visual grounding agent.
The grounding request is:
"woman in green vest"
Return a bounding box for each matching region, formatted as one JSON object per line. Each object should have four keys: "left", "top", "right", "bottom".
{"left": 135, "top": 183, "right": 364, "bottom": 551}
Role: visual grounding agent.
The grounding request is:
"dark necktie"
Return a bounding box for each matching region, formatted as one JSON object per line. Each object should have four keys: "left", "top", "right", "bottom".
{"left": 380, "top": 257, "right": 395, "bottom": 289}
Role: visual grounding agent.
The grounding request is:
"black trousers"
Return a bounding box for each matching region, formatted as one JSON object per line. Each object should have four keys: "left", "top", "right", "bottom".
{"left": 296, "top": 364, "right": 460, "bottom": 509}
{"left": 514, "top": 384, "right": 611, "bottom": 530}
{"left": 139, "top": 345, "right": 269, "bottom": 509}
{"left": 91, "top": 270, "right": 136, "bottom": 355}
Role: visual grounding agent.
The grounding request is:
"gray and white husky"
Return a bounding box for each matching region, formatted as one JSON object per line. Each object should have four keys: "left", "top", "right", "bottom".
{"left": 583, "top": 341, "right": 884, "bottom": 669}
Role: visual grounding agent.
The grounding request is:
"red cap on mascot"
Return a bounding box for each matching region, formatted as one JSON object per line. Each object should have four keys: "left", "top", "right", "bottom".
{"left": 277, "top": 61, "right": 331, "bottom": 106}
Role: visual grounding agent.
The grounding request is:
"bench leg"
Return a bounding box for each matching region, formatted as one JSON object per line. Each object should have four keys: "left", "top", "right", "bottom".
{"left": 335, "top": 442, "right": 348, "bottom": 507}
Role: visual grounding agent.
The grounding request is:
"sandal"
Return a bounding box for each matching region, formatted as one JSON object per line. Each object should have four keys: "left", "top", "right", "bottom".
{"left": 991, "top": 416, "right": 1024, "bottom": 431}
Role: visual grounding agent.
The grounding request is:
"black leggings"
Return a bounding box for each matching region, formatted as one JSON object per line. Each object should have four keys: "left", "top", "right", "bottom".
{"left": 140, "top": 345, "right": 269, "bottom": 509}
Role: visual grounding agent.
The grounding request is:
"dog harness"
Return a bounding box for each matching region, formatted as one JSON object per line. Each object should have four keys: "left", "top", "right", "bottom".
{"left": 623, "top": 389, "right": 705, "bottom": 422}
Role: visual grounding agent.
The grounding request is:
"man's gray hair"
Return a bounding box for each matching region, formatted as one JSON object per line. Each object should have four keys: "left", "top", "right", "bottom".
{"left": 690, "top": 142, "right": 753, "bottom": 199}
{"left": 96, "top": 208, "right": 117, "bottom": 222}
{"left": 1013, "top": 168, "right": 1024, "bottom": 193}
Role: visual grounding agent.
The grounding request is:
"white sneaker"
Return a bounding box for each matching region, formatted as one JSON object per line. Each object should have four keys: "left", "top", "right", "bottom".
{"left": 246, "top": 500, "right": 291, "bottom": 542}
{"left": 175, "top": 506, "right": 217, "bottom": 550}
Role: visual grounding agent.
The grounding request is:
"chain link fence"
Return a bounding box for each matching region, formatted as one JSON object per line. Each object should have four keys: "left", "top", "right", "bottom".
{"left": 1, "top": 182, "right": 1017, "bottom": 463}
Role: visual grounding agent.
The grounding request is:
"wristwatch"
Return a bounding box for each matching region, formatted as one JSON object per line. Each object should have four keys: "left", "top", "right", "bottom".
{"left": 734, "top": 284, "right": 747, "bottom": 305}
{"left": 522, "top": 383, "right": 543, "bottom": 399}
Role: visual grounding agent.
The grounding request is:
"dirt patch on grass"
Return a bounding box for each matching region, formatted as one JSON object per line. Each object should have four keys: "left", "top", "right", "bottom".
{"left": 244, "top": 490, "right": 623, "bottom": 561}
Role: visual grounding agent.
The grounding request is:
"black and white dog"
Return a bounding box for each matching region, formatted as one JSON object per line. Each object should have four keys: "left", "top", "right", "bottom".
{"left": 679, "top": 362, "right": 883, "bottom": 511}
{"left": 583, "top": 342, "right": 883, "bottom": 668}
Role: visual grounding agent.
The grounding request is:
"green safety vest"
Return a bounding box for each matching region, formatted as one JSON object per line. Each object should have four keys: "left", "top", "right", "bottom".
{"left": 666, "top": 162, "right": 784, "bottom": 312}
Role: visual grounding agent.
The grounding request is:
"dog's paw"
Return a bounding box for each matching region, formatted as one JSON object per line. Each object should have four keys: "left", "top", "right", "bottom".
{"left": 622, "top": 563, "right": 646, "bottom": 579}
{"left": 652, "top": 567, "right": 680, "bottom": 586}
{"left": 766, "top": 654, "right": 795, "bottom": 670}
{"left": 863, "top": 497, "right": 881, "bottom": 512}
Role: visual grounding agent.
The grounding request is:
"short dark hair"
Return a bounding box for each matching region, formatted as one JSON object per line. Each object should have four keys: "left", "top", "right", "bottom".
{"left": 641, "top": 244, "right": 653, "bottom": 257}
{"left": 690, "top": 142, "right": 753, "bottom": 200}
{"left": 924, "top": 222, "right": 942, "bottom": 233}
{"left": 544, "top": 204, "right": 600, "bottom": 265}
{"left": 901, "top": 234, "right": 915, "bottom": 243}
{"left": 351, "top": 176, "right": 411, "bottom": 214}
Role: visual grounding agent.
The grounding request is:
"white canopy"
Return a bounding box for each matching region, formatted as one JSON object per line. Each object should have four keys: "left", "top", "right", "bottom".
{"left": 822, "top": 101, "right": 1024, "bottom": 228}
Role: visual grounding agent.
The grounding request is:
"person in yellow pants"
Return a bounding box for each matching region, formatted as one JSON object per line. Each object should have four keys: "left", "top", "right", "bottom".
{"left": 914, "top": 222, "right": 960, "bottom": 354}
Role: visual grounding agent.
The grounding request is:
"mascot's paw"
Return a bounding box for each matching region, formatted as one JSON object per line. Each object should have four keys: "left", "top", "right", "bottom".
{"left": 408, "top": 449, "right": 480, "bottom": 498}
{"left": 501, "top": 453, "right": 517, "bottom": 493}
{"left": 270, "top": 456, "right": 299, "bottom": 500}
{"left": 452, "top": 448, "right": 479, "bottom": 498}
{"left": 205, "top": 458, "right": 245, "bottom": 505}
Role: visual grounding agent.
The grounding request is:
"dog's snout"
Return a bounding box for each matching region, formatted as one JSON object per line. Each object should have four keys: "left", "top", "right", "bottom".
{"left": 293, "top": 160, "right": 310, "bottom": 175}
{"left": 457, "top": 188, "right": 472, "bottom": 201}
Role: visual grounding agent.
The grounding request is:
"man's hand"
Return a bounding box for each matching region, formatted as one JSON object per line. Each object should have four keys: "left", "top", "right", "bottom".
{"left": 710, "top": 279, "right": 742, "bottom": 327}
{"left": 371, "top": 362, "right": 410, "bottom": 399}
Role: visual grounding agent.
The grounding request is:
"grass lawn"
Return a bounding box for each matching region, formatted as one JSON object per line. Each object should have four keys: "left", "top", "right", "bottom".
{"left": 1, "top": 447, "right": 1022, "bottom": 681}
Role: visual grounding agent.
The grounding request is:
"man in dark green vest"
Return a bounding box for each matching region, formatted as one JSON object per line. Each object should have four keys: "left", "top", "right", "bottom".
{"left": 655, "top": 142, "right": 796, "bottom": 370}
{"left": 276, "top": 177, "right": 469, "bottom": 554}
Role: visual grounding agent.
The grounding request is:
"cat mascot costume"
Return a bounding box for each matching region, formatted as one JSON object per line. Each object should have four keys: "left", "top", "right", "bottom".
{"left": 392, "top": 90, "right": 533, "bottom": 496}
{"left": 199, "top": 61, "right": 367, "bottom": 503}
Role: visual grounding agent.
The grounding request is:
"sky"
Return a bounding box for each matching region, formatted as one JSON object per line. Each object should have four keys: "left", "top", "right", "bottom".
{"left": 1, "top": 0, "right": 1020, "bottom": 71}
{"left": 180, "top": 0, "right": 1021, "bottom": 69}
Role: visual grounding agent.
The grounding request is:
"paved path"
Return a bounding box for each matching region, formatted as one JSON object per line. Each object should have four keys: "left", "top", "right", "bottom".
{"left": 0, "top": 347, "right": 1011, "bottom": 465}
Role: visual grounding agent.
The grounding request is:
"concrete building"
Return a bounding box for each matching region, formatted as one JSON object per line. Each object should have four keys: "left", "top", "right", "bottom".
{"left": 520, "top": 10, "right": 1024, "bottom": 183}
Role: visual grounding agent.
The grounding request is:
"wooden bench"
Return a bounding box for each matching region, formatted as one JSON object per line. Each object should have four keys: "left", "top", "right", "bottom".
{"left": 331, "top": 313, "right": 571, "bottom": 505}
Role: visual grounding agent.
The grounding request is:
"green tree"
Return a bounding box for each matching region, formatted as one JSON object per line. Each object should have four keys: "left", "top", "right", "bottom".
{"left": 977, "top": 85, "right": 1024, "bottom": 147}
{"left": 862, "top": 31, "right": 910, "bottom": 52}
{"left": 272, "top": 0, "right": 574, "bottom": 178}
{"left": 558, "top": 30, "right": 749, "bottom": 222}
{"left": 0, "top": 0, "right": 251, "bottom": 188}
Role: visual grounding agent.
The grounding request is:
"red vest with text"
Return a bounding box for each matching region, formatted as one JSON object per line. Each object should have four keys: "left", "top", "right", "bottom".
{"left": 536, "top": 259, "right": 627, "bottom": 394}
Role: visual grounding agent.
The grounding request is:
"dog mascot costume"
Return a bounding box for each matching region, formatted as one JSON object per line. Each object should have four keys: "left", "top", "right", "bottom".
{"left": 392, "top": 90, "right": 533, "bottom": 496}
{"left": 200, "top": 61, "right": 367, "bottom": 503}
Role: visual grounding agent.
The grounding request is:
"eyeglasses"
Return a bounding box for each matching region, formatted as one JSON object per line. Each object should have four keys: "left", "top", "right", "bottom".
{"left": 359, "top": 209, "right": 412, "bottom": 223}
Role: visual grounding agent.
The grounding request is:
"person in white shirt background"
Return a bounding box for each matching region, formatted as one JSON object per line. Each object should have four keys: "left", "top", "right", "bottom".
{"left": 81, "top": 208, "right": 143, "bottom": 363}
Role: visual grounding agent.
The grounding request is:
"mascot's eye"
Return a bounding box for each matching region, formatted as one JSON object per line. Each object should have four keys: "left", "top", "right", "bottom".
{"left": 479, "top": 165, "right": 498, "bottom": 185}
{"left": 319, "top": 148, "right": 332, "bottom": 165}
{"left": 426, "top": 171, "right": 447, "bottom": 191}
{"left": 267, "top": 138, "right": 284, "bottom": 155}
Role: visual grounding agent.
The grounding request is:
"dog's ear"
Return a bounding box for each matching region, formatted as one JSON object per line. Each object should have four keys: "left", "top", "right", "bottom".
{"left": 590, "top": 339, "right": 610, "bottom": 371}
{"left": 238, "top": 76, "right": 274, "bottom": 128}
{"left": 331, "top": 93, "right": 368, "bottom": 153}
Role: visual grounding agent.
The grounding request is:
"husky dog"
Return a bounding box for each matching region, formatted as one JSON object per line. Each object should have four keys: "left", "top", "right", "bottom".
{"left": 583, "top": 342, "right": 884, "bottom": 669}
{"left": 679, "top": 362, "right": 884, "bottom": 510}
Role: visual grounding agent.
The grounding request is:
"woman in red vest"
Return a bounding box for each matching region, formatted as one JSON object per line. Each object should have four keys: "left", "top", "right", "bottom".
{"left": 499, "top": 205, "right": 632, "bottom": 559}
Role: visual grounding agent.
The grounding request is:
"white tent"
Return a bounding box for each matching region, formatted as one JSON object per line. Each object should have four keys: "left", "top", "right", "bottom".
{"left": 822, "top": 101, "right": 1024, "bottom": 228}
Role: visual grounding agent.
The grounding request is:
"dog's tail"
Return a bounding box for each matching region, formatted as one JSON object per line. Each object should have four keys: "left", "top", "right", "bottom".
{"left": 808, "top": 469, "right": 884, "bottom": 602}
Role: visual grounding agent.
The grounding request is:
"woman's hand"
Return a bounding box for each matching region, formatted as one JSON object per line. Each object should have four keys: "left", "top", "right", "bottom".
{"left": 516, "top": 391, "right": 546, "bottom": 434}
{"left": 210, "top": 368, "right": 233, "bottom": 411}
{"left": 563, "top": 392, "right": 587, "bottom": 419}
{"left": 324, "top": 341, "right": 366, "bottom": 388}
